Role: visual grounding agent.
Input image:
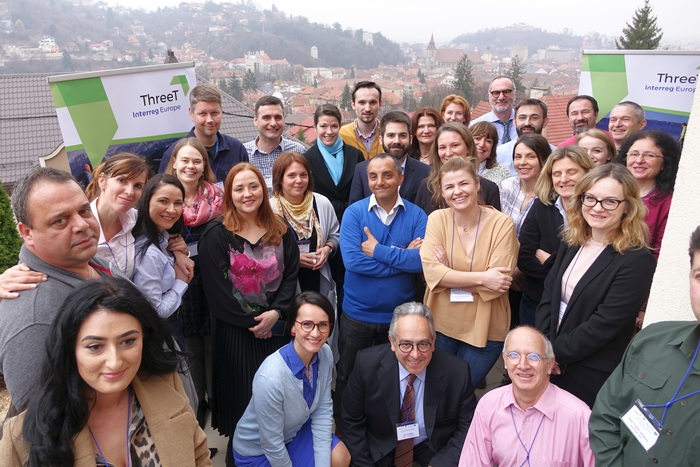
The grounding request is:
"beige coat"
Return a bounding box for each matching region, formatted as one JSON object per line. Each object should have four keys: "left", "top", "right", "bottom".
{"left": 0, "top": 372, "right": 211, "bottom": 466}
{"left": 421, "top": 206, "right": 518, "bottom": 346}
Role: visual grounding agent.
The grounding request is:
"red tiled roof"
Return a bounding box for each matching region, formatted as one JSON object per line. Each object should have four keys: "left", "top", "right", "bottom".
{"left": 541, "top": 94, "right": 576, "bottom": 146}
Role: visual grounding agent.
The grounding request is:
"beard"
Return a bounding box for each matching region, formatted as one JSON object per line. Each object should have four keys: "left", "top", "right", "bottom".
{"left": 382, "top": 142, "right": 409, "bottom": 159}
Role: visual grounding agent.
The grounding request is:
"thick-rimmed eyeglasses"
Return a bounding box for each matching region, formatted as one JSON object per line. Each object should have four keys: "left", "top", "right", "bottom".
{"left": 505, "top": 351, "right": 544, "bottom": 364}
{"left": 295, "top": 320, "right": 331, "bottom": 333}
{"left": 490, "top": 89, "right": 513, "bottom": 98}
{"left": 396, "top": 341, "right": 433, "bottom": 353}
{"left": 580, "top": 194, "right": 625, "bottom": 211}
{"left": 626, "top": 151, "right": 663, "bottom": 161}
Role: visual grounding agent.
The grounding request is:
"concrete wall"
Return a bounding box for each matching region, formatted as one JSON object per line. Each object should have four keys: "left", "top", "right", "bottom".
{"left": 645, "top": 89, "right": 700, "bottom": 325}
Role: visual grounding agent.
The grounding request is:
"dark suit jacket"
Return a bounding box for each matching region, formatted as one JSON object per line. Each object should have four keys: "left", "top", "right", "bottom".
{"left": 517, "top": 199, "right": 564, "bottom": 302}
{"left": 304, "top": 142, "right": 364, "bottom": 222}
{"left": 413, "top": 176, "right": 501, "bottom": 215}
{"left": 536, "top": 243, "right": 656, "bottom": 379}
{"left": 348, "top": 157, "right": 431, "bottom": 205}
{"left": 340, "top": 344, "right": 476, "bottom": 467}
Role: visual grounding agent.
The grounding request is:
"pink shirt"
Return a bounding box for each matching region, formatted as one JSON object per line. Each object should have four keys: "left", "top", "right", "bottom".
{"left": 459, "top": 383, "right": 594, "bottom": 467}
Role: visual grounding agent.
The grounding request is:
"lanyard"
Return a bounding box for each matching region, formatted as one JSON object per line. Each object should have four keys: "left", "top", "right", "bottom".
{"left": 450, "top": 207, "right": 482, "bottom": 272}
{"left": 563, "top": 245, "right": 585, "bottom": 302}
{"left": 105, "top": 240, "right": 129, "bottom": 276}
{"left": 644, "top": 338, "right": 700, "bottom": 428}
{"left": 510, "top": 405, "right": 546, "bottom": 467}
{"left": 89, "top": 389, "right": 132, "bottom": 467}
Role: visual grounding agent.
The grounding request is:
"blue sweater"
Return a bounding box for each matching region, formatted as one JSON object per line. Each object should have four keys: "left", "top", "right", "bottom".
{"left": 340, "top": 197, "right": 427, "bottom": 324}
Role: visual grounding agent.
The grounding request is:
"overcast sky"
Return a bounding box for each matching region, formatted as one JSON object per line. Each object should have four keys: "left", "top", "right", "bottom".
{"left": 104, "top": 0, "right": 696, "bottom": 46}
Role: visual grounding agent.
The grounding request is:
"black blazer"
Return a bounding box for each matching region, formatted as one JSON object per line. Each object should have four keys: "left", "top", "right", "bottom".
{"left": 517, "top": 199, "right": 564, "bottom": 302}
{"left": 304, "top": 142, "right": 364, "bottom": 222}
{"left": 340, "top": 344, "right": 476, "bottom": 467}
{"left": 413, "top": 176, "right": 501, "bottom": 215}
{"left": 348, "top": 156, "right": 431, "bottom": 205}
{"left": 536, "top": 243, "right": 656, "bottom": 375}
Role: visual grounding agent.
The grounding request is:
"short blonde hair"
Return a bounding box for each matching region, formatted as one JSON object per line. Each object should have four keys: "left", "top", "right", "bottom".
{"left": 564, "top": 164, "right": 648, "bottom": 253}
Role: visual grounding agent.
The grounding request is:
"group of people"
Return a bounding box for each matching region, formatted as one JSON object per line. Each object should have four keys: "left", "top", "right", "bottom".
{"left": 0, "top": 76, "right": 690, "bottom": 467}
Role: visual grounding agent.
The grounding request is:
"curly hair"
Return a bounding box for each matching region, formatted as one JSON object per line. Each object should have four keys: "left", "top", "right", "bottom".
{"left": 615, "top": 130, "right": 680, "bottom": 195}
{"left": 564, "top": 164, "right": 649, "bottom": 253}
{"left": 21, "top": 277, "right": 182, "bottom": 466}
{"left": 535, "top": 146, "right": 593, "bottom": 205}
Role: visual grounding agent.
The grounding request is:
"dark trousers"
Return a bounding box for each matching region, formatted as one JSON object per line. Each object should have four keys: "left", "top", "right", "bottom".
{"left": 334, "top": 314, "right": 390, "bottom": 416}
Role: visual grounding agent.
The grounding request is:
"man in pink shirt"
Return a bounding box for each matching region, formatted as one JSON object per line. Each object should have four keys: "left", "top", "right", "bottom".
{"left": 459, "top": 326, "right": 594, "bottom": 466}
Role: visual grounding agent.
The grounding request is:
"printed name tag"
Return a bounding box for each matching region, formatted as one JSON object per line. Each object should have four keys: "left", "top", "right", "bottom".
{"left": 297, "top": 240, "right": 310, "bottom": 254}
{"left": 396, "top": 422, "right": 419, "bottom": 441}
{"left": 450, "top": 288, "right": 474, "bottom": 302}
{"left": 621, "top": 399, "right": 660, "bottom": 452}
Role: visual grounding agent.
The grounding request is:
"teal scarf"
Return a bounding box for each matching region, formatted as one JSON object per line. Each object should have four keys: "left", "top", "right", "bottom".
{"left": 317, "top": 138, "right": 345, "bottom": 185}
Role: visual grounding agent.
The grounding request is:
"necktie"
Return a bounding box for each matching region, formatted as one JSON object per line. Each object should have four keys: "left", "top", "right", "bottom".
{"left": 501, "top": 120, "right": 512, "bottom": 144}
{"left": 394, "top": 374, "right": 417, "bottom": 467}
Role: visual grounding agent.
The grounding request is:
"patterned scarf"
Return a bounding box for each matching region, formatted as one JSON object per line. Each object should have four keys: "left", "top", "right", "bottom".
{"left": 272, "top": 191, "right": 323, "bottom": 250}
{"left": 182, "top": 181, "right": 224, "bottom": 227}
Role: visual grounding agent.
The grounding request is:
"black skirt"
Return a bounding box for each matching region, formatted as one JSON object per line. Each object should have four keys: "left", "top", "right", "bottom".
{"left": 210, "top": 318, "right": 287, "bottom": 437}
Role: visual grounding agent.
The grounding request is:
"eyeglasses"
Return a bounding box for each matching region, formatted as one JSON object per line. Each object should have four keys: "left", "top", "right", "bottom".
{"left": 580, "top": 194, "right": 626, "bottom": 211}
{"left": 295, "top": 320, "right": 331, "bottom": 333}
{"left": 505, "top": 351, "right": 544, "bottom": 364}
{"left": 626, "top": 151, "right": 663, "bottom": 161}
{"left": 490, "top": 89, "right": 513, "bottom": 98}
{"left": 396, "top": 341, "right": 433, "bottom": 354}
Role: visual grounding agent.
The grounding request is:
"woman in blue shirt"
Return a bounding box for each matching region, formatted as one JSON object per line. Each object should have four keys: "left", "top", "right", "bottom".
{"left": 232, "top": 291, "right": 351, "bottom": 467}
{"left": 132, "top": 174, "right": 193, "bottom": 343}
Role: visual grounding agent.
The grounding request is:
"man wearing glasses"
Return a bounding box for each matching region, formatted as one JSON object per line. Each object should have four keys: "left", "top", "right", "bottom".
{"left": 459, "top": 326, "right": 595, "bottom": 466}
{"left": 470, "top": 76, "right": 518, "bottom": 146}
{"left": 340, "top": 302, "right": 476, "bottom": 467}
{"left": 495, "top": 98, "right": 555, "bottom": 176}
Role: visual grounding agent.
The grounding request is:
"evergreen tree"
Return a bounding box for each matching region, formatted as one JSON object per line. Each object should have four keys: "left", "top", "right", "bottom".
{"left": 453, "top": 55, "right": 475, "bottom": 105}
{"left": 616, "top": 0, "right": 663, "bottom": 49}
{"left": 223, "top": 76, "right": 244, "bottom": 101}
{"left": 417, "top": 67, "right": 425, "bottom": 85}
{"left": 506, "top": 55, "right": 525, "bottom": 95}
{"left": 295, "top": 128, "right": 307, "bottom": 143}
{"left": 243, "top": 69, "right": 257, "bottom": 90}
{"left": 0, "top": 184, "right": 21, "bottom": 274}
{"left": 341, "top": 83, "right": 352, "bottom": 111}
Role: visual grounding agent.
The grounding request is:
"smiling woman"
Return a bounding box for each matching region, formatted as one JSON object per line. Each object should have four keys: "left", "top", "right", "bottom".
{"left": 536, "top": 164, "right": 656, "bottom": 407}
{"left": 0, "top": 277, "right": 211, "bottom": 466}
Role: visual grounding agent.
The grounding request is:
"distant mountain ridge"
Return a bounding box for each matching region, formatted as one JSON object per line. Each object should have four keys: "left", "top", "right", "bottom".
{"left": 451, "top": 24, "right": 585, "bottom": 53}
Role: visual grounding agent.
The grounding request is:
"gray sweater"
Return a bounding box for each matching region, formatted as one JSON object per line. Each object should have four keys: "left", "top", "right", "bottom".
{"left": 0, "top": 246, "right": 123, "bottom": 410}
{"left": 0, "top": 246, "right": 197, "bottom": 413}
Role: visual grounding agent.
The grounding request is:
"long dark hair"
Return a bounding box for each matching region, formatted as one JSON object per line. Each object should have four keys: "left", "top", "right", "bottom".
{"left": 133, "top": 173, "right": 186, "bottom": 260}
{"left": 21, "top": 277, "right": 182, "bottom": 466}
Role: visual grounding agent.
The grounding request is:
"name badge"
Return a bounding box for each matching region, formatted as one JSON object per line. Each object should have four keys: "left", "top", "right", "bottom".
{"left": 558, "top": 300, "right": 568, "bottom": 320}
{"left": 297, "top": 239, "right": 310, "bottom": 254}
{"left": 621, "top": 399, "right": 660, "bottom": 452}
{"left": 396, "top": 422, "right": 419, "bottom": 441}
{"left": 450, "top": 288, "right": 474, "bottom": 302}
{"left": 187, "top": 242, "right": 198, "bottom": 257}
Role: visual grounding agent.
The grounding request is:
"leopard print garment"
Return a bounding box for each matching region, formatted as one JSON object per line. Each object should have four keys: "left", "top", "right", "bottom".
{"left": 94, "top": 393, "right": 162, "bottom": 467}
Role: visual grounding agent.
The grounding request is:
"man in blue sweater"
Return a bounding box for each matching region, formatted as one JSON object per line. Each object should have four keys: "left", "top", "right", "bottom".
{"left": 336, "top": 152, "right": 427, "bottom": 415}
